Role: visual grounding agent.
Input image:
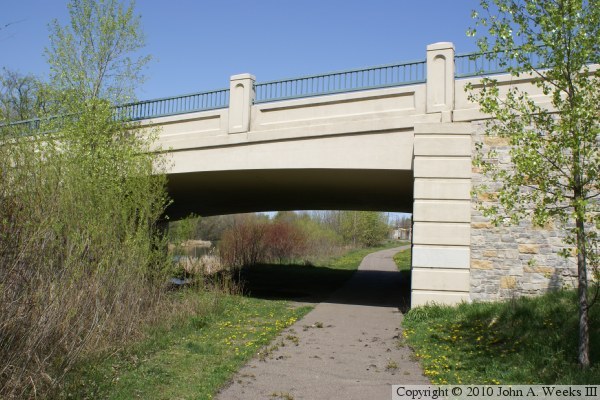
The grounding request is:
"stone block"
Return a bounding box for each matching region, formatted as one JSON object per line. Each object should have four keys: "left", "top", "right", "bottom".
{"left": 414, "top": 136, "right": 471, "bottom": 156}
{"left": 471, "top": 260, "right": 493, "bottom": 270}
{"left": 477, "top": 192, "right": 498, "bottom": 202}
{"left": 523, "top": 265, "right": 555, "bottom": 275}
{"left": 483, "top": 249, "right": 498, "bottom": 257}
{"left": 411, "top": 290, "right": 470, "bottom": 307}
{"left": 500, "top": 276, "right": 518, "bottom": 289}
{"left": 413, "top": 157, "right": 471, "bottom": 178}
{"left": 413, "top": 200, "right": 471, "bottom": 223}
{"left": 412, "top": 245, "right": 470, "bottom": 269}
{"left": 413, "top": 222, "right": 470, "bottom": 246}
{"left": 519, "top": 244, "right": 540, "bottom": 254}
{"left": 414, "top": 179, "right": 471, "bottom": 200}
{"left": 412, "top": 268, "right": 470, "bottom": 292}
{"left": 483, "top": 136, "right": 510, "bottom": 146}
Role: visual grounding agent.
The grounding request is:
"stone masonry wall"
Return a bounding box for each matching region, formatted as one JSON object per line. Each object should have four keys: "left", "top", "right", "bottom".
{"left": 470, "top": 122, "right": 578, "bottom": 301}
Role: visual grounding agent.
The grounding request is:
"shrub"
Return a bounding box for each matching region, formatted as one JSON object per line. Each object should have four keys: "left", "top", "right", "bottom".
{"left": 263, "top": 221, "right": 307, "bottom": 263}
{"left": 0, "top": 101, "right": 170, "bottom": 398}
{"left": 219, "top": 215, "right": 311, "bottom": 268}
{"left": 219, "top": 215, "right": 269, "bottom": 269}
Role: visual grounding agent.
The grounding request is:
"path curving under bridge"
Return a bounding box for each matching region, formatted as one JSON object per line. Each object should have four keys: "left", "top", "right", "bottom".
{"left": 217, "top": 246, "right": 428, "bottom": 400}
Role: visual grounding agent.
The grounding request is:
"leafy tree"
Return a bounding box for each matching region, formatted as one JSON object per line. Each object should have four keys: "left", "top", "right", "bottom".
{"left": 340, "top": 211, "right": 389, "bottom": 247}
{"left": 169, "top": 214, "right": 202, "bottom": 243}
{"left": 45, "top": 0, "right": 150, "bottom": 105}
{"left": 468, "top": 0, "right": 599, "bottom": 367}
{"left": 197, "top": 214, "right": 237, "bottom": 242}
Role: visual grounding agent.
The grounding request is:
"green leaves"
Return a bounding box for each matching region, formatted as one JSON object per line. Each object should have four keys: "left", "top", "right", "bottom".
{"left": 468, "top": 0, "right": 599, "bottom": 367}
{"left": 339, "top": 211, "right": 389, "bottom": 247}
{"left": 45, "top": 0, "right": 150, "bottom": 106}
{"left": 470, "top": 0, "right": 598, "bottom": 231}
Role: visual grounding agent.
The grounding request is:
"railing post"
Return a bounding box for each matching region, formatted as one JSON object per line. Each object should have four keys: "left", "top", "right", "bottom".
{"left": 426, "top": 42, "right": 455, "bottom": 122}
{"left": 228, "top": 73, "right": 255, "bottom": 134}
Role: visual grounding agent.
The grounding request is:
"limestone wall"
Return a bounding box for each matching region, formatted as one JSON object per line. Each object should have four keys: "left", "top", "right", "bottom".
{"left": 470, "top": 122, "right": 578, "bottom": 301}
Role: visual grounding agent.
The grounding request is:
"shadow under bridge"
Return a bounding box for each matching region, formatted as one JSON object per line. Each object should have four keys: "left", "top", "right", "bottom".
{"left": 165, "top": 168, "right": 414, "bottom": 218}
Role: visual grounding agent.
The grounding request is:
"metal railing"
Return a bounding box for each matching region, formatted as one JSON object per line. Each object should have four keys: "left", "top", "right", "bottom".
{"left": 455, "top": 49, "right": 546, "bottom": 78}
{"left": 4, "top": 117, "right": 43, "bottom": 132}
{"left": 5, "top": 49, "right": 563, "bottom": 131}
{"left": 1, "top": 114, "right": 70, "bottom": 136}
{"left": 115, "top": 88, "right": 230, "bottom": 121}
{"left": 2, "top": 89, "right": 231, "bottom": 134}
{"left": 254, "top": 60, "right": 426, "bottom": 103}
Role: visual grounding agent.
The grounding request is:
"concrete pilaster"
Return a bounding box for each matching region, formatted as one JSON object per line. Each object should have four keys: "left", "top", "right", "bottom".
{"left": 228, "top": 73, "right": 255, "bottom": 133}
{"left": 426, "top": 42, "right": 455, "bottom": 121}
{"left": 412, "top": 122, "right": 472, "bottom": 306}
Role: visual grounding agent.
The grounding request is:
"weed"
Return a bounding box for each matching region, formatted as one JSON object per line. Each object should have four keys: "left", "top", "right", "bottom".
{"left": 386, "top": 360, "right": 399, "bottom": 371}
{"left": 286, "top": 335, "right": 300, "bottom": 346}
{"left": 271, "top": 391, "right": 295, "bottom": 400}
{"left": 396, "top": 337, "right": 406, "bottom": 348}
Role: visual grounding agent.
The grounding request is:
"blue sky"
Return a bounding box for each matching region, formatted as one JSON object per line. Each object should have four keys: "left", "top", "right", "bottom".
{"left": 1, "top": 0, "right": 479, "bottom": 101}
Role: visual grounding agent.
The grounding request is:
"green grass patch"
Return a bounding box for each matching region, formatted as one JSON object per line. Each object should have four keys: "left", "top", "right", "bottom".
{"left": 61, "top": 292, "right": 311, "bottom": 399}
{"left": 393, "top": 246, "right": 411, "bottom": 272}
{"left": 402, "top": 289, "right": 600, "bottom": 385}
{"left": 392, "top": 245, "right": 412, "bottom": 312}
{"left": 325, "top": 241, "right": 405, "bottom": 270}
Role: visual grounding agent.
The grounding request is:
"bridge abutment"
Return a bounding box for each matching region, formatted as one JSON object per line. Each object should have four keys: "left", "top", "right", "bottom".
{"left": 411, "top": 122, "right": 473, "bottom": 306}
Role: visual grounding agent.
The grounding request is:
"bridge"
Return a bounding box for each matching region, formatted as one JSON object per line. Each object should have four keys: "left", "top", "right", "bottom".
{"left": 122, "top": 42, "right": 564, "bottom": 307}
{"left": 8, "top": 42, "right": 572, "bottom": 307}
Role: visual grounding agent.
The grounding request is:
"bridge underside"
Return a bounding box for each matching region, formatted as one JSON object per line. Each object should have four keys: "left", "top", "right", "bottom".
{"left": 166, "top": 168, "right": 413, "bottom": 218}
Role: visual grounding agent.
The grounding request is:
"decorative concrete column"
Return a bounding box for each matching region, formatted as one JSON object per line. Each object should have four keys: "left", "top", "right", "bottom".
{"left": 411, "top": 122, "right": 472, "bottom": 306}
{"left": 426, "top": 42, "right": 455, "bottom": 121}
{"left": 228, "top": 73, "right": 255, "bottom": 134}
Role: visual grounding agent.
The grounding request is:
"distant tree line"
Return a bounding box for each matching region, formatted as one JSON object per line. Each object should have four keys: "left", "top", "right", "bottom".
{"left": 170, "top": 210, "right": 395, "bottom": 270}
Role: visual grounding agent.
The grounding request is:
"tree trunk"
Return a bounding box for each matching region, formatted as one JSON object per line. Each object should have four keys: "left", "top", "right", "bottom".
{"left": 576, "top": 214, "right": 590, "bottom": 368}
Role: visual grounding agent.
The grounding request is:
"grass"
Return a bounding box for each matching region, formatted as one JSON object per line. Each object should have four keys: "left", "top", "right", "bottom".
{"left": 392, "top": 246, "right": 411, "bottom": 272}
{"left": 402, "top": 289, "right": 600, "bottom": 385}
{"left": 61, "top": 291, "right": 311, "bottom": 399}
{"left": 325, "top": 241, "right": 406, "bottom": 270}
{"left": 60, "top": 244, "right": 391, "bottom": 399}
{"left": 392, "top": 246, "right": 412, "bottom": 312}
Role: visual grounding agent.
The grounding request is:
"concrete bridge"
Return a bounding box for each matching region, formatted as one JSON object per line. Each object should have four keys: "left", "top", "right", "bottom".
{"left": 122, "top": 42, "right": 561, "bottom": 307}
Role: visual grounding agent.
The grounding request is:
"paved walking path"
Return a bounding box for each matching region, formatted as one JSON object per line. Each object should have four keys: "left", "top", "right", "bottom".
{"left": 217, "top": 246, "right": 429, "bottom": 400}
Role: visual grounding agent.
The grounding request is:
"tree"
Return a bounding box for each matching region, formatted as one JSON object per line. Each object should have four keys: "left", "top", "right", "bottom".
{"left": 0, "top": 69, "right": 48, "bottom": 122}
{"left": 45, "top": 0, "right": 150, "bottom": 105}
{"left": 1, "top": 1, "right": 166, "bottom": 396}
{"left": 340, "top": 211, "right": 389, "bottom": 247}
{"left": 468, "top": 0, "right": 599, "bottom": 367}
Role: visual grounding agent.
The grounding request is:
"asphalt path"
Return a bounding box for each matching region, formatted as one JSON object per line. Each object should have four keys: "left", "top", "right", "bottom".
{"left": 217, "top": 246, "right": 429, "bottom": 400}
